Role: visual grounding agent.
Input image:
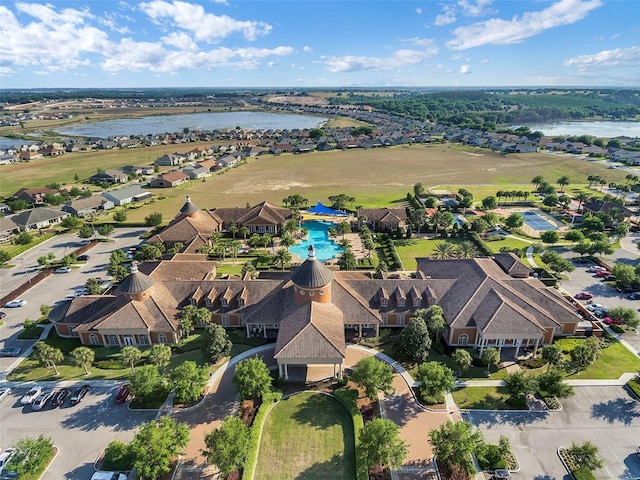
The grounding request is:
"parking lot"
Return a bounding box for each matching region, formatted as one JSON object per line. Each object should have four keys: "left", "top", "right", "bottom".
{"left": 468, "top": 386, "right": 640, "bottom": 480}
{"left": 0, "top": 383, "right": 156, "bottom": 479}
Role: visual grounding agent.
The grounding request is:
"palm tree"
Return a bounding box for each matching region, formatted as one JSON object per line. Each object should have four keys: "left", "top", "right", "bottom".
{"left": 229, "top": 240, "right": 242, "bottom": 264}
{"left": 431, "top": 211, "right": 444, "bottom": 238}
{"left": 279, "top": 234, "right": 295, "bottom": 250}
{"left": 339, "top": 238, "right": 352, "bottom": 251}
{"left": 273, "top": 247, "right": 292, "bottom": 270}
{"left": 432, "top": 241, "right": 456, "bottom": 259}
{"left": 531, "top": 175, "right": 544, "bottom": 192}
{"left": 496, "top": 191, "right": 504, "bottom": 206}
{"left": 455, "top": 240, "right": 478, "bottom": 259}
{"left": 228, "top": 222, "right": 238, "bottom": 240}
{"left": 557, "top": 175, "right": 570, "bottom": 193}
{"left": 575, "top": 192, "right": 589, "bottom": 211}
{"left": 240, "top": 226, "right": 250, "bottom": 240}
{"left": 338, "top": 248, "right": 357, "bottom": 270}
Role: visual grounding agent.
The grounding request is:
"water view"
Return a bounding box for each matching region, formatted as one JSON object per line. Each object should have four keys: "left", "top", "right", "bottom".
{"left": 521, "top": 121, "right": 640, "bottom": 138}
{"left": 54, "top": 111, "right": 328, "bottom": 138}
{"left": 290, "top": 220, "right": 342, "bottom": 262}
{"left": 0, "top": 136, "right": 36, "bottom": 149}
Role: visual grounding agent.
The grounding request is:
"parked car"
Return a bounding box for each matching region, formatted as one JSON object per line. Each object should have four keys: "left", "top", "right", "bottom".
{"left": 50, "top": 388, "right": 71, "bottom": 407}
{"left": 603, "top": 317, "right": 624, "bottom": 325}
{"left": 586, "top": 303, "right": 606, "bottom": 312}
{"left": 0, "top": 347, "right": 21, "bottom": 357}
{"left": 78, "top": 239, "right": 91, "bottom": 246}
{"left": 587, "top": 266, "right": 607, "bottom": 273}
{"left": 65, "top": 293, "right": 78, "bottom": 300}
{"left": 628, "top": 292, "right": 640, "bottom": 300}
{"left": 492, "top": 470, "right": 511, "bottom": 480}
{"left": 574, "top": 292, "right": 593, "bottom": 300}
{"left": 4, "top": 300, "right": 26, "bottom": 308}
{"left": 115, "top": 384, "right": 131, "bottom": 403}
{"left": 54, "top": 266, "right": 71, "bottom": 273}
{"left": 595, "top": 270, "right": 610, "bottom": 277}
{"left": 0, "top": 387, "right": 12, "bottom": 402}
{"left": 0, "top": 448, "right": 16, "bottom": 474}
{"left": 75, "top": 287, "right": 89, "bottom": 295}
{"left": 593, "top": 308, "right": 609, "bottom": 318}
{"left": 70, "top": 384, "right": 91, "bottom": 405}
{"left": 636, "top": 446, "right": 640, "bottom": 458}
{"left": 31, "top": 390, "right": 53, "bottom": 411}
{"left": 603, "top": 275, "right": 616, "bottom": 281}
{"left": 0, "top": 311, "right": 5, "bottom": 319}
{"left": 77, "top": 254, "right": 90, "bottom": 261}
{"left": 91, "top": 472, "right": 127, "bottom": 480}
{"left": 20, "top": 386, "right": 43, "bottom": 405}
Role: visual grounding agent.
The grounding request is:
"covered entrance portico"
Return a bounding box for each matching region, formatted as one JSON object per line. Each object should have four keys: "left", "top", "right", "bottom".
{"left": 277, "top": 358, "right": 343, "bottom": 381}
{"left": 477, "top": 333, "right": 543, "bottom": 358}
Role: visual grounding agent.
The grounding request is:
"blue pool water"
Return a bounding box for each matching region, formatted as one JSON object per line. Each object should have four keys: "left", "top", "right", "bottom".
{"left": 290, "top": 220, "right": 342, "bottom": 261}
{"left": 522, "top": 210, "right": 557, "bottom": 231}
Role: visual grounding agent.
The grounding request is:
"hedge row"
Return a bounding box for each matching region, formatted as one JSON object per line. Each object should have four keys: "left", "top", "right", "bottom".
{"left": 333, "top": 388, "right": 368, "bottom": 480}
{"left": 573, "top": 466, "right": 597, "bottom": 480}
{"left": 378, "top": 235, "right": 402, "bottom": 270}
{"left": 466, "top": 231, "right": 492, "bottom": 257}
{"left": 243, "top": 389, "right": 283, "bottom": 480}
{"left": 627, "top": 378, "right": 640, "bottom": 399}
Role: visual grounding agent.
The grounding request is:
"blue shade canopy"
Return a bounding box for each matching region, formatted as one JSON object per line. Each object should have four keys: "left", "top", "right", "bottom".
{"left": 307, "top": 202, "right": 349, "bottom": 216}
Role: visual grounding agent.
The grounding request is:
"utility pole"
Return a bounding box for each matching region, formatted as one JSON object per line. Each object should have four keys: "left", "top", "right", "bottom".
{"left": 19, "top": 257, "right": 32, "bottom": 284}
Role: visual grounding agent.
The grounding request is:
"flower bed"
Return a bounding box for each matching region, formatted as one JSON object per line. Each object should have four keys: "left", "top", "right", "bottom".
{"left": 558, "top": 447, "right": 597, "bottom": 480}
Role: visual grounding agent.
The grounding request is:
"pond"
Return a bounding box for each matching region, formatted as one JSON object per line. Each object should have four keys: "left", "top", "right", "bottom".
{"left": 517, "top": 121, "right": 640, "bottom": 138}
{"left": 54, "top": 111, "right": 328, "bottom": 138}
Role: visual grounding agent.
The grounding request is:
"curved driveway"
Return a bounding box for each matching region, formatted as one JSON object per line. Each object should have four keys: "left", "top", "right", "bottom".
{"left": 172, "top": 345, "right": 452, "bottom": 480}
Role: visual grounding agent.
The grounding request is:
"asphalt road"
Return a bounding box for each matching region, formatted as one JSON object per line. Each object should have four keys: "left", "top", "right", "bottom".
{"left": 0, "top": 228, "right": 148, "bottom": 373}
{"left": 0, "top": 383, "right": 156, "bottom": 479}
{"left": 467, "top": 386, "right": 640, "bottom": 480}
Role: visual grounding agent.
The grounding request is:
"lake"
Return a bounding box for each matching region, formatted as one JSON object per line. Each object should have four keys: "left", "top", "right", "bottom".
{"left": 0, "top": 136, "right": 36, "bottom": 149}
{"left": 54, "top": 111, "right": 328, "bottom": 138}
{"left": 520, "top": 121, "right": 640, "bottom": 138}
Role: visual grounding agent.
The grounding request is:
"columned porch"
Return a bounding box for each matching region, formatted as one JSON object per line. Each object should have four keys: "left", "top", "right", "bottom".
{"left": 277, "top": 358, "right": 343, "bottom": 382}
{"left": 477, "top": 333, "right": 543, "bottom": 359}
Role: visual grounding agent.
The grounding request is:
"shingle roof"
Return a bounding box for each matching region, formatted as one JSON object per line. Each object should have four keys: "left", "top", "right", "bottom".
{"left": 12, "top": 208, "right": 68, "bottom": 227}
{"left": 118, "top": 262, "right": 156, "bottom": 294}
{"left": 274, "top": 301, "right": 345, "bottom": 359}
{"left": 179, "top": 196, "right": 200, "bottom": 215}
{"left": 290, "top": 246, "right": 335, "bottom": 288}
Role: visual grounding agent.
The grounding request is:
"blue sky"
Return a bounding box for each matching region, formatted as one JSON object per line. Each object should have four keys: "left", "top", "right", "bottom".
{"left": 0, "top": 0, "right": 638, "bottom": 89}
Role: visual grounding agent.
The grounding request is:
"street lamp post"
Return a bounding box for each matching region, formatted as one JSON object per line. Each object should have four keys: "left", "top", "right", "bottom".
{"left": 19, "top": 257, "right": 32, "bottom": 284}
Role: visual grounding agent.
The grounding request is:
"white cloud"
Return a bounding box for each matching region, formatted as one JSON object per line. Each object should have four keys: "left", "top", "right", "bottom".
{"left": 457, "top": 0, "right": 494, "bottom": 17}
{"left": 416, "top": 7, "right": 422, "bottom": 15}
{"left": 0, "top": 4, "right": 110, "bottom": 71}
{"left": 435, "top": 5, "right": 456, "bottom": 26}
{"left": 447, "top": 0, "right": 603, "bottom": 50}
{"left": 322, "top": 46, "right": 438, "bottom": 73}
{"left": 564, "top": 46, "right": 640, "bottom": 72}
{"left": 163, "top": 32, "right": 197, "bottom": 49}
{"left": 139, "top": 0, "right": 271, "bottom": 42}
{"left": 480, "top": 57, "right": 494, "bottom": 64}
{"left": 303, "top": 46, "right": 312, "bottom": 52}
{"left": 401, "top": 37, "right": 437, "bottom": 48}
{"left": 101, "top": 41, "right": 293, "bottom": 73}
{"left": 0, "top": 66, "right": 16, "bottom": 75}
{"left": 459, "top": 64, "right": 471, "bottom": 74}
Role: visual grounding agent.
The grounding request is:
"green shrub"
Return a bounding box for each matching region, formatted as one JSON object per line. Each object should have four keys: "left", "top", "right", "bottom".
{"left": 610, "top": 324, "right": 625, "bottom": 334}
{"left": 477, "top": 444, "right": 506, "bottom": 470}
{"left": 520, "top": 356, "right": 547, "bottom": 369}
{"left": 243, "top": 389, "right": 282, "bottom": 480}
{"left": 627, "top": 379, "right": 640, "bottom": 399}
{"left": 102, "top": 440, "right": 134, "bottom": 471}
{"left": 95, "top": 360, "right": 125, "bottom": 370}
{"left": 573, "top": 466, "right": 597, "bottom": 480}
{"left": 334, "top": 388, "right": 368, "bottom": 480}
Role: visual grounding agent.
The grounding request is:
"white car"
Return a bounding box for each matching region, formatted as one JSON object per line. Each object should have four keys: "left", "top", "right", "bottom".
{"left": 586, "top": 266, "right": 606, "bottom": 273}
{"left": 0, "top": 448, "right": 15, "bottom": 474}
{"left": 31, "top": 390, "right": 53, "bottom": 411}
{"left": 91, "top": 472, "right": 127, "bottom": 480}
{"left": 20, "top": 386, "right": 43, "bottom": 405}
{"left": 65, "top": 293, "right": 78, "bottom": 300}
{"left": 55, "top": 266, "right": 71, "bottom": 273}
{"left": 586, "top": 303, "right": 606, "bottom": 312}
{"left": 4, "top": 299, "right": 26, "bottom": 308}
{"left": 0, "top": 387, "right": 12, "bottom": 402}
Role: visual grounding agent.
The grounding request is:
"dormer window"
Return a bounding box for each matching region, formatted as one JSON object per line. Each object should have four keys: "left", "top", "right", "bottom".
{"left": 381, "top": 298, "right": 387, "bottom": 307}
{"left": 206, "top": 299, "right": 212, "bottom": 308}
{"left": 190, "top": 298, "right": 197, "bottom": 306}
{"left": 399, "top": 299, "right": 405, "bottom": 307}
{"left": 221, "top": 298, "right": 228, "bottom": 307}
{"left": 414, "top": 299, "right": 420, "bottom": 307}
{"left": 238, "top": 299, "right": 245, "bottom": 307}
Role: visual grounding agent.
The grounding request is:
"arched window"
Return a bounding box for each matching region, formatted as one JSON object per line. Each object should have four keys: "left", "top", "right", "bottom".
{"left": 458, "top": 334, "right": 468, "bottom": 346}
{"left": 158, "top": 334, "right": 168, "bottom": 344}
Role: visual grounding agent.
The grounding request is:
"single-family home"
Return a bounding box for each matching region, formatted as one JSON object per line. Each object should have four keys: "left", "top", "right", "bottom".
{"left": 11, "top": 208, "right": 70, "bottom": 231}
{"left": 89, "top": 170, "right": 129, "bottom": 184}
{"left": 0, "top": 217, "right": 19, "bottom": 242}
{"left": 102, "top": 185, "right": 152, "bottom": 206}
{"left": 149, "top": 171, "right": 190, "bottom": 188}
{"left": 62, "top": 196, "right": 115, "bottom": 217}
{"left": 182, "top": 165, "right": 209, "bottom": 180}
{"left": 13, "top": 187, "right": 58, "bottom": 206}
{"left": 154, "top": 154, "right": 185, "bottom": 166}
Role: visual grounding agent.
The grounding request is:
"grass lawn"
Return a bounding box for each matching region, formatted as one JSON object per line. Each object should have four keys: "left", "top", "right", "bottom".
{"left": 254, "top": 392, "right": 356, "bottom": 480}
{"left": 451, "top": 386, "right": 526, "bottom": 410}
{"left": 566, "top": 340, "right": 640, "bottom": 379}
{"left": 394, "top": 237, "right": 465, "bottom": 268}
{"left": 484, "top": 236, "right": 532, "bottom": 254}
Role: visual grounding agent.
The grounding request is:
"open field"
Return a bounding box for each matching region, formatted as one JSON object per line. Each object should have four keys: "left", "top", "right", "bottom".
{"left": 254, "top": 392, "right": 356, "bottom": 480}
{"left": 2, "top": 143, "right": 632, "bottom": 223}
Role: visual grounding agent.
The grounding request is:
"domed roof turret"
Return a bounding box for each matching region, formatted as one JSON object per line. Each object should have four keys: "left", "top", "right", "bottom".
{"left": 118, "top": 261, "right": 156, "bottom": 295}
{"left": 179, "top": 195, "right": 200, "bottom": 215}
{"left": 290, "top": 245, "right": 334, "bottom": 288}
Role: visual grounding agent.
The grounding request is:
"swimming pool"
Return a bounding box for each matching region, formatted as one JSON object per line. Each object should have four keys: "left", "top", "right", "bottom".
{"left": 289, "top": 220, "right": 342, "bottom": 261}
{"left": 522, "top": 210, "right": 557, "bottom": 231}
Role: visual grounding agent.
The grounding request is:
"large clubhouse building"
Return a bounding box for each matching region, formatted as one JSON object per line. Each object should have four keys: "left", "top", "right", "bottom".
{"left": 51, "top": 197, "right": 587, "bottom": 378}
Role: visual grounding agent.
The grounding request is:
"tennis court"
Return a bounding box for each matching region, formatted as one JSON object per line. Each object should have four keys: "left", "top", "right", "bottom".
{"left": 522, "top": 210, "right": 557, "bottom": 231}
